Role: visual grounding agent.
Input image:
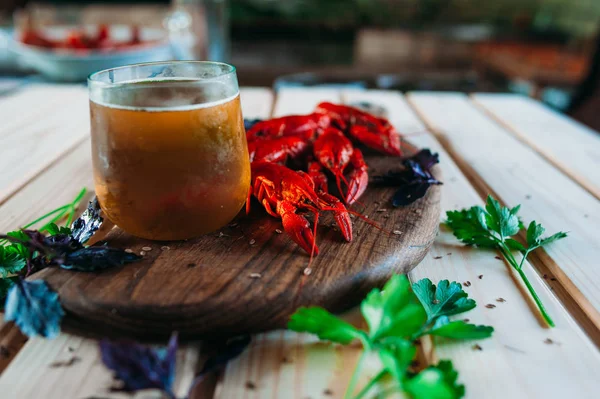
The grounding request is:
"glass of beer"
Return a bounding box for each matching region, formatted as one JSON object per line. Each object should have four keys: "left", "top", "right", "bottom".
{"left": 88, "top": 61, "right": 249, "bottom": 240}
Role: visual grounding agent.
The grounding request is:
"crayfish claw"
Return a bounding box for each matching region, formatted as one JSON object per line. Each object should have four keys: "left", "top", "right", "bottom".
{"left": 345, "top": 149, "right": 369, "bottom": 205}
{"left": 317, "top": 191, "right": 352, "bottom": 242}
{"left": 278, "top": 201, "right": 319, "bottom": 255}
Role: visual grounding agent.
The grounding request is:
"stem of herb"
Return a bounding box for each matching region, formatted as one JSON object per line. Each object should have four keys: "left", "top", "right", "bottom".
{"left": 351, "top": 369, "right": 387, "bottom": 399}
{"left": 344, "top": 350, "right": 367, "bottom": 399}
{"left": 498, "top": 244, "right": 554, "bottom": 327}
{"left": 21, "top": 205, "right": 70, "bottom": 230}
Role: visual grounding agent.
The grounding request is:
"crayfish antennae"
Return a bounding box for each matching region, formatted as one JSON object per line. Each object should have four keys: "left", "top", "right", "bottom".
{"left": 308, "top": 212, "right": 319, "bottom": 267}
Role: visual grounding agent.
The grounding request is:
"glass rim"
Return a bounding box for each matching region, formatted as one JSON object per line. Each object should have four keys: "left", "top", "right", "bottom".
{"left": 87, "top": 60, "right": 237, "bottom": 87}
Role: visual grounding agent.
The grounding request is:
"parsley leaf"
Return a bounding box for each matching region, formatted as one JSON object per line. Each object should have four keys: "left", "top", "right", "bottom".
{"left": 0, "top": 245, "right": 27, "bottom": 277}
{"left": 4, "top": 280, "right": 64, "bottom": 338}
{"left": 378, "top": 337, "right": 416, "bottom": 382}
{"left": 428, "top": 316, "right": 494, "bottom": 340}
{"left": 445, "top": 195, "right": 568, "bottom": 327}
{"left": 404, "top": 360, "right": 465, "bottom": 399}
{"left": 412, "top": 279, "right": 476, "bottom": 322}
{"left": 361, "top": 275, "right": 426, "bottom": 340}
{"left": 288, "top": 307, "right": 365, "bottom": 344}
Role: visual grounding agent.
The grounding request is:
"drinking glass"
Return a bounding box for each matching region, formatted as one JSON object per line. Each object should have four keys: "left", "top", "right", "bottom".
{"left": 88, "top": 61, "right": 249, "bottom": 240}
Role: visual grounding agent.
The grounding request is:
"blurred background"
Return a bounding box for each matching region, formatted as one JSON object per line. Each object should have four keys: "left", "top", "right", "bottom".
{"left": 1, "top": 0, "right": 600, "bottom": 129}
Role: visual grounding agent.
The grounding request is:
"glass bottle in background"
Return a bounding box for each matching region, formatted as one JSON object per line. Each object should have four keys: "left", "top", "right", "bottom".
{"left": 165, "top": 0, "right": 229, "bottom": 62}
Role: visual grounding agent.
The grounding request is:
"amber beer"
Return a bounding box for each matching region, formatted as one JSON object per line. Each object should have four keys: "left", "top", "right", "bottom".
{"left": 88, "top": 63, "right": 249, "bottom": 240}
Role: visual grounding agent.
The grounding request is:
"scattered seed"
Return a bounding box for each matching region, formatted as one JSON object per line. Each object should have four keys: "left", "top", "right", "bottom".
{"left": 494, "top": 255, "right": 502, "bottom": 260}
{"left": 0, "top": 346, "right": 9, "bottom": 358}
{"left": 249, "top": 273, "right": 262, "bottom": 279}
{"left": 323, "top": 389, "right": 333, "bottom": 396}
{"left": 584, "top": 214, "right": 589, "bottom": 218}
{"left": 393, "top": 230, "right": 402, "bottom": 235}
{"left": 447, "top": 252, "right": 452, "bottom": 256}
{"left": 139, "top": 251, "right": 146, "bottom": 256}
{"left": 525, "top": 194, "right": 532, "bottom": 199}
{"left": 543, "top": 274, "right": 548, "bottom": 279}
{"left": 383, "top": 215, "right": 390, "bottom": 219}
{"left": 187, "top": 263, "right": 196, "bottom": 268}
{"left": 463, "top": 281, "right": 471, "bottom": 287}
{"left": 463, "top": 318, "right": 470, "bottom": 323}
{"left": 218, "top": 232, "right": 225, "bottom": 238}
{"left": 432, "top": 299, "right": 440, "bottom": 304}
{"left": 141, "top": 246, "right": 152, "bottom": 251}
{"left": 245, "top": 381, "right": 256, "bottom": 390}
{"left": 544, "top": 338, "right": 558, "bottom": 345}
{"left": 275, "top": 229, "right": 283, "bottom": 234}
{"left": 365, "top": 215, "right": 369, "bottom": 218}
{"left": 414, "top": 209, "right": 422, "bottom": 214}
{"left": 486, "top": 304, "right": 496, "bottom": 309}
{"left": 472, "top": 344, "right": 483, "bottom": 351}
{"left": 377, "top": 209, "right": 387, "bottom": 212}
{"left": 303, "top": 268, "right": 312, "bottom": 276}
{"left": 50, "top": 356, "right": 81, "bottom": 368}
{"left": 230, "top": 222, "right": 239, "bottom": 228}
{"left": 434, "top": 256, "right": 442, "bottom": 259}
{"left": 281, "top": 356, "right": 291, "bottom": 363}
{"left": 496, "top": 298, "right": 506, "bottom": 303}
{"left": 550, "top": 277, "right": 557, "bottom": 281}
{"left": 478, "top": 274, "right": 483, "bottom": 279}
{"left": 349, "top": 214, "right": 356, "bottom": 219}
{"left": 125, "top": 248, "right": 133, "bottom": 253}
{"left": 161, "top": 246, "right": 170, "bottom": 251}
{"left": 249, "top": 239, "right": 256, "bottom": 245}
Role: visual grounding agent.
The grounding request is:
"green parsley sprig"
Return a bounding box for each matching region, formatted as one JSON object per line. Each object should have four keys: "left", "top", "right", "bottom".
{"left": 288, "top": 275, "right": 493, "bottom": 399}
{"left": 445, "top": 195, "right": 567, "bottom": 327}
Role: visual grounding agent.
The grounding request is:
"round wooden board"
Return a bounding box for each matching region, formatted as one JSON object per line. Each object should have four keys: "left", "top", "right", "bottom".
{"left": 37, "top": 143, "right": 441, "bottom": 339}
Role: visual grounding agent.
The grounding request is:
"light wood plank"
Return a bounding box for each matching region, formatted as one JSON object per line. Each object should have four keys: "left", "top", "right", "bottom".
{"left": 343, "top": 90, "right": 600, "bottom": 399}
{"left": 0, "top": 84, "right": 90, "bottom": 205}
{"left": 0, "top": 87, "right": 275, "bottom": 395}
{"left": 471, "top": 93, "right": 600, "bottom": 199}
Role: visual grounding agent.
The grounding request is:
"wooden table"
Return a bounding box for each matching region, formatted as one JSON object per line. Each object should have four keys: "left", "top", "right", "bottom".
{"left": 0, "top": 85, "right": 599, "bottom": 398}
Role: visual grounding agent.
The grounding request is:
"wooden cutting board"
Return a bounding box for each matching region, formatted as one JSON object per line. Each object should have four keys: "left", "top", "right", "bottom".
{"left": 37, "top": 143, "right": 441, "bottom": 339}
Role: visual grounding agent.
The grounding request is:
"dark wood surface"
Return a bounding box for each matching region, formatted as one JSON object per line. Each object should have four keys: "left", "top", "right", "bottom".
{"left": 37, "top": 144, "right": 441, "bottom": 339}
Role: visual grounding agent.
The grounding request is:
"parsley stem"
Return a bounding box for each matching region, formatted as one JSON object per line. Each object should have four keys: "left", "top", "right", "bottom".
{"left": 344, "top": 350, "right": 367, "bottom": 399}
{"left": 351, "top": 369, "right": 387, "bottom": 399}
{"left": 516, "top": 267, "right": 555, "bottom": 327}
{"left": 21, "top": 205, "right": 70, "bottom": 230}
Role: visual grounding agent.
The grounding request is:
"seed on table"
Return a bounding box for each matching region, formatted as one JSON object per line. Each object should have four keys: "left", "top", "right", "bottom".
{"left": 125, "top": 249, "right": 133, "bottom": 253}
{"left": 249, "top": 273, "right": 262, "bottom": 279}
{"left": 434, "top": 256, "right": 442, "bottom": 259}
{"left": 275, "top": 229, "right": 282, "bottom": 234}
{"left": 486, "top": 304, "right": 496, "bottom": 309}
{"left": 478, "top": 274, "right": 484, "bottom": 279}
{"left": 141, "top": 246, "right": 152, "bottom": 251}
{"left": 245, "top": 381, "right": 256, "bottom": 390}
{"left": 303, "top": 268, "right": 312, "bottom": 276}
{"left": 377, "top": 209, "right": 387, "bottom": 212}
{"left": 161, "top": 246, "right": 170, "bottom": 251}
{"left": 249, "top": 239, "right": 256, "bottom": 245}
{"left": 464, "top": 281, "right": 471, "bottom": 287}
{"left": 393, "top": 230, "right": 402, "bottom": 235}
{"left": 139, "top": 251, "right": 146, "bottom": 256}
{"left": 496, "top": 298, "right": 506, "bottom": 303}
{"left": 472, "top": 344, "right": 483, "bottom": 351}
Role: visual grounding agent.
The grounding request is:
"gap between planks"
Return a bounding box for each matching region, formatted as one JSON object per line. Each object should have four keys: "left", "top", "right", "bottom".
{"left": 405, "top": 92, "right": 600, "bottom": 347}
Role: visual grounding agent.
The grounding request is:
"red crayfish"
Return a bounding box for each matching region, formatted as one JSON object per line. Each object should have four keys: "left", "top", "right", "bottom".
{"left": 246, "top": 102, "right": 403, "bottom": 256}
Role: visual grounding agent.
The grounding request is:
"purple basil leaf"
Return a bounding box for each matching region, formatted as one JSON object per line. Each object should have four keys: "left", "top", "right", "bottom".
{"left": 392, "top": 182, "right": 432, "bottom": 207}
{"left": 100, "top": 332, "right": 178, "bottom": 396}
{"left": 244, "top": 119, "right": 262, "bottom": 131}
{"left": 70, "top": 198, "right": 103, "bottom": 244}
{"left": 187, "top": 335, "right": 251, "bottom": 396}
{"left": 4, "top": 279, "right": 64, "bottom": 338}
{"left": 61, "top": 246, "right": 141, "bottom": 271}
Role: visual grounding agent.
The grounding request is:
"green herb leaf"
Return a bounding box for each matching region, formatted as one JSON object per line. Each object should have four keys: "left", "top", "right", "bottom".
{"left": 505, "top": 238, "right": 526, "bottom": 252}
{"left": 412, "top": 279, "right": 476, "bottom": 321}
{"left": 540, "top": 231, "right": 568, "bottom": 246}
{"left": 377, "top": 337, "right": 416, "bottom": 382}
{"left": 288, "top": 307, "right": 364, "bottom": 344}
{"left": 427, "top": 316, "right": 494, "bottom": 340}
{"left": 484, "top": 196, "right": 520, "bottom": 238}
{"left": 361, "top": 275, "right": 427, "bottom": 340}
{"left": 445, "top": 208, "right": 496, "bottom": 248}
{"left": 0, "top": 245, "right": 27, "bottom": 277}
{"left": 404, "top": 360, "right": 465, "bottom": 399}
{"left": 526, "top": 221, "right": 567, "bottom": 248}
{"left": 45, "top": 223, "right": 72, "bottom": 236}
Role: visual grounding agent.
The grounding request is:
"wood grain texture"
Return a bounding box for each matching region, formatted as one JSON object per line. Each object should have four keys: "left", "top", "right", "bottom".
{"left": 407, "top": 92, "right": 600, "bottom": 339}
{"left": 216, "top": 90, "right": 600, "bottom": 399}
{"left": 39, "top": 144, "right": 441, "bottom": 338}
{"left": 0, "top": 84, "right": 89, "bottom": 205}
{"left": 471, "top": 93, "right": 600, "bottom": 199}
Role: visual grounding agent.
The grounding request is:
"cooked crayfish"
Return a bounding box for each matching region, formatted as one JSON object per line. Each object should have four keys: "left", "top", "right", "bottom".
{"left": 245, "top": 102, "right": 401, "bottom": 255}
{"left": 247, "top": 161, "right": 352, "bottom": 255}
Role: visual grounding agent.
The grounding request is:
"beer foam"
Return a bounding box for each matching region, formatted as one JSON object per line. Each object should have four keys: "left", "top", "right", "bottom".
{"left": 90, "top": 78, "right": 239, "bottom": 112}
